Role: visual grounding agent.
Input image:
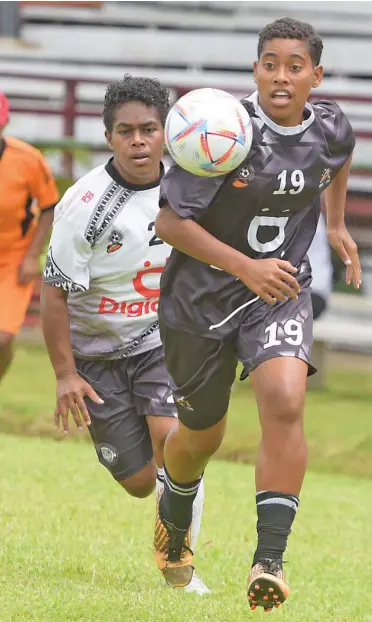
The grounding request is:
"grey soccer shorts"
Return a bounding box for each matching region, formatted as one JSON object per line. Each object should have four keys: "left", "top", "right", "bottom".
{"left": 75, "top": 346, "right": 176, "bottom": 481}
{"left": 160, "top": 285, "right": 316, "bottom": 431}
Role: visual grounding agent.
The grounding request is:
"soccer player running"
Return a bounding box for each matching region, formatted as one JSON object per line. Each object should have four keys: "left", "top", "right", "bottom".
{"left": 41, "top": 76, "right": 208, "bottom": 595}
{"left": 153, "top": 19, "right": 361, "bottom": 610}
{"left": 0, "top": 91, "right": 59, "bottom": 384}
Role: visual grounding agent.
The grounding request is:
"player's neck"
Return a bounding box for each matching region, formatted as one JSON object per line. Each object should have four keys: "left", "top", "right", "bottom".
{"left": 112, "top": 156, "right": 161, "bottom": 187}
{"left": 263, "top": 108, "right": 304, "bottom": 128}
{"left": 256, "top": 97, "right": 306, "bottom": 128}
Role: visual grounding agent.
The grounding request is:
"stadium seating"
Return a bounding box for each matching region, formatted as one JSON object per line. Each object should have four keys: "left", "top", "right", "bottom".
{"left": 7, "top": 0, "right": 371, "bottom": 352}
{"left": 1, "top": 2, "right": 372, "bottom": 180}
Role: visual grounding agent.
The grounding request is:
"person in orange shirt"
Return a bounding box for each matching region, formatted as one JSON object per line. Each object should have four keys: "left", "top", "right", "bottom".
{"left": 0, "top": 91, "right": 59, "bottom": 383}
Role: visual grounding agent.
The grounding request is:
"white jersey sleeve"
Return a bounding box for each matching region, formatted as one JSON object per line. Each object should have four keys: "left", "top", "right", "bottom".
{"left": 44, "top": 206, "right": 92, "bottom": 292}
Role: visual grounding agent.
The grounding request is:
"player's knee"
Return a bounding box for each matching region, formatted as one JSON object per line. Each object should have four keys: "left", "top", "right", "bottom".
{"left": 263, "top": 384, "right": 304, "bottom": 427}
{"left": 150, "top": 419, "right": 177, "bottom": 467}
{"left": 120, "top": 479, "right": 155, "bottom": 498}
{"left": 117, "top": 465, "right": 156, "bottom": 498}
{"left": 181, "top": 417, "right": 226, "bottom": 459}
{"left": 192, "top": 428, "right": 224, "bottom": 458}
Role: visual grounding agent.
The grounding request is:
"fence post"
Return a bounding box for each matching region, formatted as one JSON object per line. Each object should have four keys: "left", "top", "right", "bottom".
{"left": 63, "top": 79, "right": 77, "bottom": 179}
{"left": 0, "top": 2, "right": 20, "bottom": 37}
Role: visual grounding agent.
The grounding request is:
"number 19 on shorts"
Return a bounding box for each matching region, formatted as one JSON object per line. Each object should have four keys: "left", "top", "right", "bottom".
{"left": 263, "top": 319, "right": 304, "bottom": 350}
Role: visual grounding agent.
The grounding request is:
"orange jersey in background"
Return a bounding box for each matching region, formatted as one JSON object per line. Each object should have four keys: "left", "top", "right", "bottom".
{"left": 0, "top": 136, "right": 59, "bottom": 255}
{"left": 0, "top": 136, "right": 59, "bottom": 334}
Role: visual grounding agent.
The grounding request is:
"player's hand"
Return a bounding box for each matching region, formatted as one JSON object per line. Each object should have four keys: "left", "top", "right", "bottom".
{"left": 239, "top": 258, "right": 300, "bottom": 305}
{"left": 327, "top": 226, "right": 361, "bottom": 289}
{"left": 17, "top": 255, "right": 39, "bottom": 286}
{"left": 55, "top": 373, "right": 104, "bottom": 434}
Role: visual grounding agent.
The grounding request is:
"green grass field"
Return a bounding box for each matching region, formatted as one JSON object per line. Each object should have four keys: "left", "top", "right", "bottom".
{"left": 1, "top": 344, "right": 372, "bottom": 620}
{"left": 2, "top": 344, "right": 372, "bottom": 477}
{"left": 1, "top": 435, "right": 372, "bottom": 621}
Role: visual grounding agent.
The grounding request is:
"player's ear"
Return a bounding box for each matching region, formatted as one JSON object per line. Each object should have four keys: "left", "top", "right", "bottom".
{"left": 253, "top": 60, "right": 258, "bottom": 84}
{"left": 312, "top": 65, "right": 324, "bottom": 89}
{"left": 105, "top": 129, "right": 114, "bottom": 151}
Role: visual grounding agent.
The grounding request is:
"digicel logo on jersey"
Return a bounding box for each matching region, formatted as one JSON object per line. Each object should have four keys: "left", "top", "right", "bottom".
{"left": 98, "top": 297, "right": 159, "bottom": 316}
{"left": 98, "top": 261, "right": 165, "bottom": 317}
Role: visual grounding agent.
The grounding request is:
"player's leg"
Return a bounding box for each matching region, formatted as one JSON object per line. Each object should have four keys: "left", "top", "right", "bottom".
{"left": 238, "top": 278, "right": 314, "bottom": 611}
{"left": 0, "top": 259, "right": 35, "bottom": 384}
{"left": 76, "top": 358, "right": 157, "bottom": 498}
{"left": 247, "top": 357, "right": 307, "bottom": 611}
{"left": 0, "top": 332, "right": 14, "bottom": 382}
{"left": 153, "top": 326, "right": 237, "bottom": 588}
{"left": 132, "top": 345, "right": 211, "bottom": 594}
{"left": 152, "top": 424, "right": 207, "bottom": 592}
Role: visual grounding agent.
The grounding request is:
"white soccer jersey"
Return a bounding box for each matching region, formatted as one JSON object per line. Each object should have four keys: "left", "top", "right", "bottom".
{"left": 43, "top": 159, "right": 171, "bottom": 359}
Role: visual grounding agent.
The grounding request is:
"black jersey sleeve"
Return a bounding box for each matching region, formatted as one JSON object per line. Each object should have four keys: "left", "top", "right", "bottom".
{"left": 159, "top": 163, "right": 225, "bottom": 221}
{"left": 314, "top": 100, "right": 356, "bottom": 159}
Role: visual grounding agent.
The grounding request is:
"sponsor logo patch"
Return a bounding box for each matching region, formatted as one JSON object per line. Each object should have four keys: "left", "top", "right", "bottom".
{"left": 81, "top": 191, "right": 95, "bottom": 203}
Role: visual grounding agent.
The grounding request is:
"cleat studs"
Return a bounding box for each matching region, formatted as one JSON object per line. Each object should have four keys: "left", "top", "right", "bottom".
{"left": 249, "top": 592, "right": 255, "bottom": 598}
{"left": 255, "top": 584, "right": 260, "bottom": 591}
{"left": 273, "top": 595, "right": 278, "bottom": 600}
{"left": 252, "top": 601, "right": 257, "bottom": 605}
{"left": 275, "top": 602, "right": 281, "bottom": 608}
{"left": 268, "top": 587, "right": 274, "bottom": 593}
{"left": 263, "top": 595, "right": 269, "bottom": 601}
{"left": 250, "top": 605, "right": 257, "bottom": 611}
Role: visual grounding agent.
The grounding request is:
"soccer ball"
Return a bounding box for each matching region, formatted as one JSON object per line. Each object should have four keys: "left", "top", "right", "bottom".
{"left": 165, "top": 88, "right": 253, "bottom": 177}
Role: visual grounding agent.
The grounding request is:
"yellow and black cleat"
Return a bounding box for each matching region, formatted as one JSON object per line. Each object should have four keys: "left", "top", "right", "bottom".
{"left": 248, "top": 559, "right": 290, "bottom": 612}
{"left": 154, "top": 494, "right": 194, "bottom": 588}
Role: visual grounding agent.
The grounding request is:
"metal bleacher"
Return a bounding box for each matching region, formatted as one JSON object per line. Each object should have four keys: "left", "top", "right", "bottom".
{"left": 1, "top": 1, "right": 371, "bottom": 244}
{"left": 0, "top": 1, "right": 372, "bottom": 173}
{"left": 1, "top": 2, "right": 372, "bottom": 179}
{"left": 6, "top": 0, "right": 371, "bottom": 350}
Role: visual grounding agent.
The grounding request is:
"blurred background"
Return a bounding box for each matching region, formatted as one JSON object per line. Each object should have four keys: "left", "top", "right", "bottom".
{"left": 1, "top": 7, "right": 372, "bottom": 616}
{"left": 1, "top": 0, "right": 371, "bottom": 407}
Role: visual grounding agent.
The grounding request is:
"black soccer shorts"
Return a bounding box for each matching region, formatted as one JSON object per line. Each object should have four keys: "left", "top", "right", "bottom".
{"left": 75, "top": 346, "right": 176, "bottom": 481}
{"left": 160, "top": 285, "right": 316, "bottom": 431}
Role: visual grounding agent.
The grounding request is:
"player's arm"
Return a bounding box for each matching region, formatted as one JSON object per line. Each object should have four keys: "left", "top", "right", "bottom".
{"left": 18, "top": 153, "right": 60, "bottom": 286}
{"left": 41, "top": 283, "right": 77, "bottom": 379}
{"left": 325, "top": 155, "right": 361, "bottom": 288}
{"left": 18, "top": 208, "right": 55, "bottom": 285}
{"left": 41, "top": 217, "right": 103, "bottom": 433}
{"left": 155, "top": 204, "right": 299, "bottom": 305}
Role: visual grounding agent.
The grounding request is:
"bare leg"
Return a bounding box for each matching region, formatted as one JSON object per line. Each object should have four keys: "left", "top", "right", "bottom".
{"left": 247, "top": 357, "right": 308, "bottom": 612}
{"left": 0, "top": 332, "right": 14, "bottom": 384}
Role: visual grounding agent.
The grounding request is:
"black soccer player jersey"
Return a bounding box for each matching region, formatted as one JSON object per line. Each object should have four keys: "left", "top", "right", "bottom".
{"left": 158, "top": 91, "right": 355, "bottom": 338}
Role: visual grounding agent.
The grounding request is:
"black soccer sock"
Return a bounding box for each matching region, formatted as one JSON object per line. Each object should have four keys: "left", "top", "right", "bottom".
{"left": 160, "top": 464, "right": 203, "bottom": 531}
{"left": 253, "top": 491, "right": 299, "bottom": 566}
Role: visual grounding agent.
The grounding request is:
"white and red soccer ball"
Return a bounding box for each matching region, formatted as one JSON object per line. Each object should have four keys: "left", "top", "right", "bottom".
{"left": 165, "top": 88, "right": 253, "bottom": 177}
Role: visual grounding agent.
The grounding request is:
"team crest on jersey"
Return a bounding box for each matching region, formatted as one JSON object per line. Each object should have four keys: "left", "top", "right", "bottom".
{"left": 232, "top": 164, "right": 255, "bottom": 188}
{"left": 107, "top": 229, "right": 123, "bottom": 253}
{"left": 319, "top": 168, "right": 332, "bottom": 189}
{"left": 99, "top": 444, "right": 119, "bottom": 465}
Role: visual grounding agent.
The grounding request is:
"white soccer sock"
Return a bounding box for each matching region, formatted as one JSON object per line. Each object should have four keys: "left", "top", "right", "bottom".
{"left": 190, "top": 476, "right": 204, "bottom": 551}
{"left": 156, "top": 467, "right": 165, "bottom": 498}
{"left": 156, "top": 468, "right": 204, "bottom": 552}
